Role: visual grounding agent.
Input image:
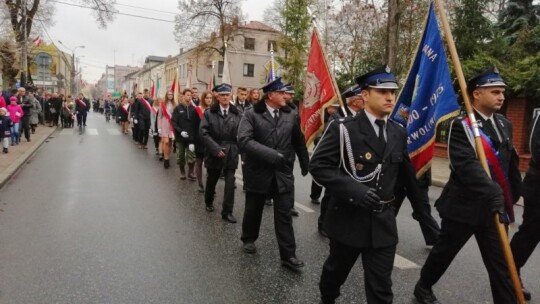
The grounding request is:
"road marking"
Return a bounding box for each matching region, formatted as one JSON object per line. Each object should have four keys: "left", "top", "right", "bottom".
{"left": 107, "top": 128, "right": 122, "bottom": 135}
{"left": 59, "top": 129, "right": 74, "bottom": 135}
{"left": 234, "top": 174, "right": 315, "bottom": 213}
{"left": 86, "top": 128, "right": 99, "bottom": 135}
{"left": 394, "top": 254, "right": 420, "bottom": 269}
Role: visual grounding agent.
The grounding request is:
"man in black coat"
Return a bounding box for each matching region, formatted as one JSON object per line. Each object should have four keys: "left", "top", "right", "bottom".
{"left": 310, "top": 66, "right": 424, "bottom": 304}
{"left": 75, "top": 93, "right": 90, "bottom": 127}
{"left": 133, "top": 89, "right": 153, "bottom": 149}
{"left": 172, "top": 89, "right": 198, "bottom": 180}
{"left": 414, "top": 68, "right": 522, "bottom": 304}
{"left": 200, "top": 83, "right": 240, "bottom": 222}
{"left": 17, "top": 87, "right": 33, "bottom": 142}
{"left": 510, "top": 113, "right": 540, "bottom": 300}
{"left": 238, "top": 77, "right": 309, "bottom": 272}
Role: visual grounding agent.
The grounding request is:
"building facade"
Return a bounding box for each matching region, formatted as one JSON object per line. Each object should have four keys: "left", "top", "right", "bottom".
{"left": 29, "top": 42, "right": 73, "bottom": 94}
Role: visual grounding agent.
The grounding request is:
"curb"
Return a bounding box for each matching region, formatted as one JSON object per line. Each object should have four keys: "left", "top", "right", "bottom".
{"left": 0, "top": 126, "right": 57, "bottom": 189}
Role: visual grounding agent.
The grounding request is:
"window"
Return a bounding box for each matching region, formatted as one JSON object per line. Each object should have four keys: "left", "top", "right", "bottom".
{"left": 35, "top": 52, "right": 52, "bottom": 81}
{"left": 218, "top": 61, "right": 224, "bottom": 77}
{"left": 268, "top": 40, "right": 278, "bottom": 52}
{"left": 244, "top": 37, "right": 255, "bottom": 50}
{"left": 243, "top": 63, "right": 254, "bottom": 77}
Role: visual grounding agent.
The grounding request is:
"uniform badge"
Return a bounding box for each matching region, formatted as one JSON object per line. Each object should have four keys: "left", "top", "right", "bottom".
{"left": 355, "top": 163, "right": 364, "bottom": 171}
{"left": 365, "top": 152, "right": 372, "bottom": 160}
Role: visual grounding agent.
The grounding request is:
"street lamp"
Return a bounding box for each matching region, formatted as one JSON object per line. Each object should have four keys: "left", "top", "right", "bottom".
{"left": 57, "top": 41, "right": 85, "bottom": 95}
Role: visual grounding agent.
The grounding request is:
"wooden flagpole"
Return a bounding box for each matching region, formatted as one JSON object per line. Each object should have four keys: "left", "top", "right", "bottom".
{"left": 306, "top": 7, "right": 347, "bottom": 117}
{"left": 434, "top": 0, "right": 525, "bottom": 302}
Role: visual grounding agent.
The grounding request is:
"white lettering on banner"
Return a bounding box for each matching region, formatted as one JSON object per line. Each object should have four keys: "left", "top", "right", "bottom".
{"left": 305, "top": 110, "right": 321, "bottom": 130}
{"left": 422, "top": 44, "right": 438, "bottom": 62}
{"left": 429, "top": 84, "right": 444, "bottom": 106}
{"left": 407, "top": 116, "right": 436, "bottom": 145}
{"left": 407, "top": 109, "right": 420, "bottom": 125}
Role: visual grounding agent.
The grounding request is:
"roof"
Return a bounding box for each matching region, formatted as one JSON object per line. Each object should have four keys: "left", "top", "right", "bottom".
{"left": 145, "top": 56, "right": 168, "bottom": 63}
{"left": 239, "top": 21, "right": 277, "bottom": 33}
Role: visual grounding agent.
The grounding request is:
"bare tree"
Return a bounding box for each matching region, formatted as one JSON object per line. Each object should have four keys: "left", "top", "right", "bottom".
{"left": 174, "top": 0, "right": 244, "bottom": 57}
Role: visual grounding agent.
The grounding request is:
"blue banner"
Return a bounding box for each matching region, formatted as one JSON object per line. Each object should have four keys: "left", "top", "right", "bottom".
{"left": 391, "top": 1, "right": 460, "bottom": 174}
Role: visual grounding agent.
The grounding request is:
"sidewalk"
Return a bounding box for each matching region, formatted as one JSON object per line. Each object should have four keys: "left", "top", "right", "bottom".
{"left": 0, "top": 125, "right": 57, "bottom": 188}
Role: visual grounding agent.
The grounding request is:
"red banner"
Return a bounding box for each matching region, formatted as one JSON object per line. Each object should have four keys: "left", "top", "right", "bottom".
{"left": 301, "top": 30, "right": 338, "bottom": 147}
{"left": 150, "top": 80, "right": 155, "bottom": 98}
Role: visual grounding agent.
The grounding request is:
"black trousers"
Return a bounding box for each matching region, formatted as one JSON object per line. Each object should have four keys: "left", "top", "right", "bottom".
{"left": 241, "top": 182, "right": 296, "bottom": 260}
{"left": 77, "top": 112, "right": 87, "bottom": 126}
{"left": 311, "top": 180, "right": 323, "bottom": 199}
{"left": 20, "top": 116, "right": 31, "bottom": 140}
{"left": 320, "top": 239, "right": 395, "bottom": 304}
{"left": 138, "top": 119, "right": 150, "bottom": 145}
{"left": 511, "top": 173, "right": 540, "bottom": 276}
{"left": 205, "top": 168, "right": 236, "bottom": 215}
{"left": 420, "top": 217, "right": 516, "bottom": 304}
{"left": 394, "top": 185, "right": 440, "bottom": 245}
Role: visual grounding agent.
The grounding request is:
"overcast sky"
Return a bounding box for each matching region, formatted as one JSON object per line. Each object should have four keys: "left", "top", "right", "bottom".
{"left": 47, "top": 0, "right": 273, "bottom": 84}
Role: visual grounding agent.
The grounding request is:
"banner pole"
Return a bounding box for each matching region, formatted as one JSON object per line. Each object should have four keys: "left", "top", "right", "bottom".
{"left": 434, "top": 0, "right": 525, "bottom": 302}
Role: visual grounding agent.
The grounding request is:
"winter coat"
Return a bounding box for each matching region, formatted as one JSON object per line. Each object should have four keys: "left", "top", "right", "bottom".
{"left": 0, "top": 115, "right": 12, "bottom": 138}
{"left": 171, "top": 103, "right": 200, "bottom": 143}
{"left": 200, "top": 103, "right": 240, "bottom": 170}
{"left": 237, "top": 100, "right": 309, "bottom": 194}
{"left": 30, "top": 97, "right": 42, "bottom": 125}
{"left": 7, "top": 104, "right": 23, "bottom": 123}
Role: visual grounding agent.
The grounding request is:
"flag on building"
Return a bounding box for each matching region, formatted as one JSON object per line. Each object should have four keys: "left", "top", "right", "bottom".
{"left": 208, "top": 72, "right": 216, "bottom": 91}
{"left": 186, "top": 65, "right": 192, "bottom": 90}
{"left": 391, "top": 2, "right": 460, "bottom": 176}
{"left": 33, "top": 36, "right": 42, "bottom": 47}
{"left": 300, "top": 29, "right": 339, "bottom": 147}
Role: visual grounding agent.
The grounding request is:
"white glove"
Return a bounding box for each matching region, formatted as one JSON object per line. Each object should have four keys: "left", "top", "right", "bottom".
{"left": 181, "top": 131, "right": 189, "bottom": 138}
{"left": 158, "top": 129, "right": 162, "bottom": 136}
{"left": 134, "top": 119, "right": 138, "bottom": 124}
{"left": 188, "top": 144, "right": 195, "bottom": 152}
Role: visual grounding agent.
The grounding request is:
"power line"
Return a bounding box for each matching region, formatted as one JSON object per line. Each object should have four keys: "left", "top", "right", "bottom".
{"left": 115, "top": 1, "right": 177, "bottom": 16}
{"left": 50, "top": 0, "right": 176, "bottom": 23}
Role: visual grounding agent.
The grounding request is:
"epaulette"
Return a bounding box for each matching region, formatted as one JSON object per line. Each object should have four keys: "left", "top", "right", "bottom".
{"left": 388, "top": 119, "right": 405, "bottom": 128}
{"left": 338, "top": 115, "right": 356, "bottom": 125}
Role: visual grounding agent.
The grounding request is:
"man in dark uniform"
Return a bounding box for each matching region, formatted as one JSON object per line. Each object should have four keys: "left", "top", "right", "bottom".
{"left": 414, "top": 67, "right": 522, "bottom": 304}
{"left": 200, "top": 83, "right": 240, "bottom": 223}
{"left": 133, "top": 89, "right": 153, "bottom": 149}
{"left": 510, "top": 113, "right": 540, "bottom": 301}
{"left": 310, "top": 65, "right": 424, "bottom": 303}
{"left": 238, "top": 77, "right": 309, "bottom": 272}
{"left": 75, "top": 93, "right": 89, "bottom": 127}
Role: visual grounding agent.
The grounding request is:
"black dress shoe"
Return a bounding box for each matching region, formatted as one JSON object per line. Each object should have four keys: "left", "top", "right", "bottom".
{"left": 290, "top": 208, "right": 299, "bottom": 217}
{"left": 205, "top": 205, "right": 214, "bottom": 212}
{"left": 414, "top": 280, "right": 440, "bottom": 304}
{"left": 243, "top": 242, "right": 256, "bottom": 254}
{"left": 522, "top": 285, "right": 532, "bottom": 301}
{"left": 281, "top": 257, "right": 305, "bottom": 272}
{"left": 318, "top": 226, "right": 328, "bottom": 238}
{"left": 222, "top": 213, "right": 237, "bottom": 223}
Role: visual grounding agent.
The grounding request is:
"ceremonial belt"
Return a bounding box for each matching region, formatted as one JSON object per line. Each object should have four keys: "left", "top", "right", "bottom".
{"left": 463, "top": 118, "right": 514, "bottom": 222}
{"left": 160, "top": 102, "right": 174, "bottom": 131}
{"left": 121, "top": 104, "right": 129, "bottom": 115}
{"left": 76, "top": 99, "right": 86, "bottom": 108}
{"left": 141, "top": 98, "right": 157, "bottom": 115}
{"left": 191, "top": 100, "right": 203, "bottom": 119}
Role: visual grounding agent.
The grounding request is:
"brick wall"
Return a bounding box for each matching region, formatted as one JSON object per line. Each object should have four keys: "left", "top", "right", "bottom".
{"left": 433, "top": 97, "right": 531, "bottom": 172}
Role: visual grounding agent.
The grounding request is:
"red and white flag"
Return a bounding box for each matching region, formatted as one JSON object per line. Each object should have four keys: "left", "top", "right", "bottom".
{"left": 300, "top": 29, "right": 339, "bottom": 147}
{"left": 33, "top": 36, "right": 42, "bottom": 47}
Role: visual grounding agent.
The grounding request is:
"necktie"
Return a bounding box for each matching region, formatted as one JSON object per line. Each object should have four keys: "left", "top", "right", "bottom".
{"left": 489, "top": 118, "right": 502, "bottom": 142}
{"left": 223, "top": 109, "right": 227, "bottom": 117}
{"left": 375, "top": 119, "right": 386, "bottom": 145}
{"left": 273, "top": 109, "right": 279, "bottom": 123}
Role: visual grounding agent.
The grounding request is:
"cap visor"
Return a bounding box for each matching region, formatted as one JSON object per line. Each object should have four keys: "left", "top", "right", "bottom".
{"left": 369, "top": 82, "right": 399, "bottom": 90}
{"left": 478, "top": 81, "right": 507, "bottom": 88}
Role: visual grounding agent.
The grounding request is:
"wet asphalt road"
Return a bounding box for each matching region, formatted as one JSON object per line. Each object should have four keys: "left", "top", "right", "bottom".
{"left": 0, "top": 112, "right": 538, "bottom": 304}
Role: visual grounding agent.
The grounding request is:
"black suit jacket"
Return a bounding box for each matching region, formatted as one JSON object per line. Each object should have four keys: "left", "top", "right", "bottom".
{"left": 435, "top": 112, "right": 522, "bottom": 225}
{"left": 309, "top": 110, "right": 422, "bottom": 248}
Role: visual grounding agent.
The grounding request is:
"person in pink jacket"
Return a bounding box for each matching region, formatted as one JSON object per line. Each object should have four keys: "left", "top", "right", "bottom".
{"left": 0, "top": 95, "right": 6, "bottom": 108}
{"left": 7, "top": 96, "right": 23, "bottom": 145}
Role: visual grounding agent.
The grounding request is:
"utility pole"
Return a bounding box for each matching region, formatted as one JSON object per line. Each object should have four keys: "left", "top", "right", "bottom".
{"left": 386, "top": 0, "right": 399, "bottom": 70}
{"left": 21, "top": 0, "right": 28, "bottom": 87}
